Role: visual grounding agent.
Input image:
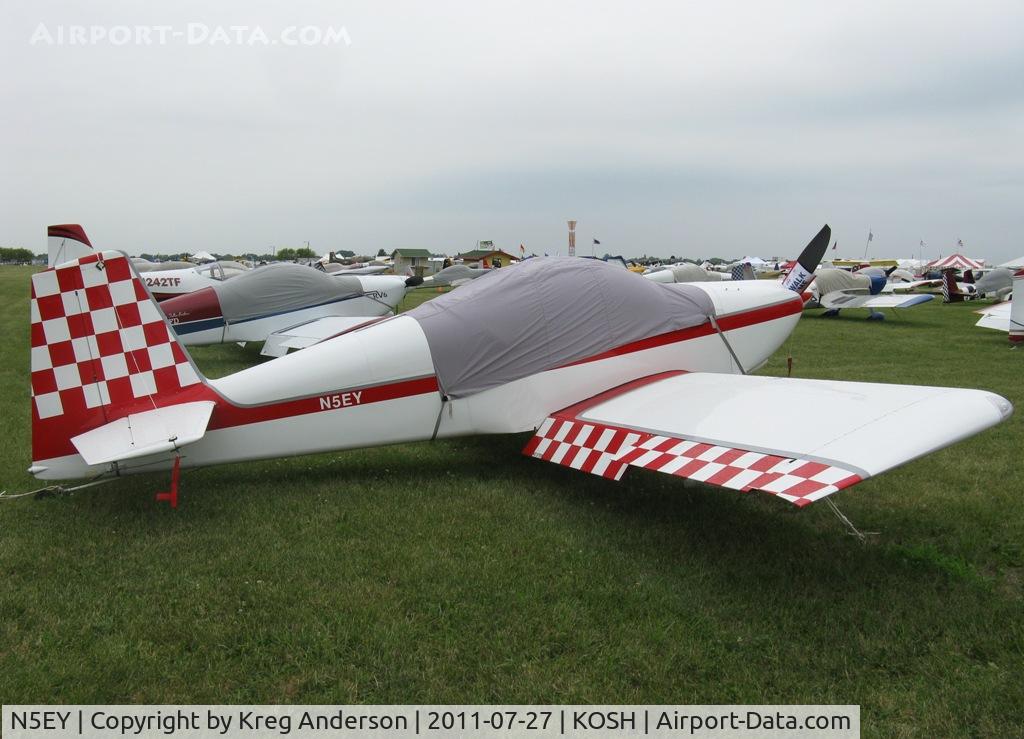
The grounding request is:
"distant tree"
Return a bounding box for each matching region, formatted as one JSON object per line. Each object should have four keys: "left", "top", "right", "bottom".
{"left": 0, "top": 247, "right": 34, "bottom": 263}
{"left": 377, "top": 248, "right": 387, "bottom": 257}
{"left": 294, "top": 247, "right": 317, "bottom": 259}
{"left": 276, "top": 247, "right": 298, "bottom": 261}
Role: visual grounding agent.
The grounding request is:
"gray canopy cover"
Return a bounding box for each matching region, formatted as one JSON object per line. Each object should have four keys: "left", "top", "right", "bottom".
{"left": 407, "top": 257, "right": 715, "bottom": 398}
{"left": 215, "top": 263, "right": 363, "bottom": 322}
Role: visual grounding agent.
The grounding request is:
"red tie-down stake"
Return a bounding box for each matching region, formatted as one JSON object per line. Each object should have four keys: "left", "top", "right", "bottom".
{"left": 155, "top": 455, "right": 181, "bottom": 508}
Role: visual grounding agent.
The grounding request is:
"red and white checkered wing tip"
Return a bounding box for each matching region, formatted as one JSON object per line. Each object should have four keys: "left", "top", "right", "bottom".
{"left": 523, "top": 416, "right": 861, "bottom": 508}
{"left": 30, "top": 251, "right": 203, "bottom": 462}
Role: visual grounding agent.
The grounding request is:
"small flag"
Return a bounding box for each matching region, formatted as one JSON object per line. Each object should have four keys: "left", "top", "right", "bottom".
{"left": 832, "top": 240, "right": 837, "bottom": 251}
{"left": 593, "top": 238, "right": 601, "bottom": 245}
{"left": 958, "top": 239, "right": 964, "bottom": 248}
{"left": 920, "top": 239, "right": 925, "bottom": 247}
{"left": 868, "top": 231, "right": 874, "bottom": 242}
{"left": 519, "top": 243, "right": 525, "bottom": 256}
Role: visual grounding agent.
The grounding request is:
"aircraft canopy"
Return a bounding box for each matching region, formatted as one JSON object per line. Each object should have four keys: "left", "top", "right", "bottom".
{"left": 407, "top": 257, "right": 715, "bottom": 398}
{"left": 216, "top": 263, "right": 363, "bottom": 322}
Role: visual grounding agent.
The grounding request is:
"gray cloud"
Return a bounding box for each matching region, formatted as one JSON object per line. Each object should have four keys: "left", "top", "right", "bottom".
{"left": 2, "top": 0, "right": 1022, "bottom": 262}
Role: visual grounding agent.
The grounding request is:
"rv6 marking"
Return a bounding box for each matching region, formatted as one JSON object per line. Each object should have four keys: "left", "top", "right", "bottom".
{"left": 319, "top": 391, "right": 363, "bottom": 410}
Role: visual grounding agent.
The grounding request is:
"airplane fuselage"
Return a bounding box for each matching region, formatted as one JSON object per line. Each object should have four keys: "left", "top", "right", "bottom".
{"left": 31, "top": 280, "right": 802, "bottom": 481}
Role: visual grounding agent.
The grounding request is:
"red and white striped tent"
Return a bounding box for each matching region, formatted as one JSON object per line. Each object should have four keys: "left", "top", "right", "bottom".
{"left": 926, "top": 253, "right": 984, "bottom": 271}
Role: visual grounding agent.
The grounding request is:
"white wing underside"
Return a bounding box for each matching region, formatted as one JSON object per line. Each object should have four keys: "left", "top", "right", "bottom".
{"left": 882, "top": 280, "right": 940, "bottom": 293}
{"left": 260, "top": 316, "right": 386, "bottom": 357}
{"left": 820, "top": 290, "right": 934, "bottom": 310}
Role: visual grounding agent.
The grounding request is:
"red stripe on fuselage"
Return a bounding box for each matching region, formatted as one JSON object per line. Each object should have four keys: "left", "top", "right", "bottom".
{"left": 32, "top": 375, "right": 440, "bottom": 461}
{"left": 206, "top": 375, "right": 440, "bottom": 430}
{"left": 560, "top": 296, "right": 801, "bottom": 368}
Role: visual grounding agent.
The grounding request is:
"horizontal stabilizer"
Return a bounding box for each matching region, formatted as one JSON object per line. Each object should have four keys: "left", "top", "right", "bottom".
{"left": 70, "top": 401, "right": 215, "bottom": 466}
{"left": 524, "top": 372, "right": 1011, "bottom": 507}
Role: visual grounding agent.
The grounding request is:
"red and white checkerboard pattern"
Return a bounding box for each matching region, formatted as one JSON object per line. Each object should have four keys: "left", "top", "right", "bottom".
{"left": 30, "top": 251, "right": 201, "bottom": 421}
{"left": 523, "top": 416, "right": 862, "bottom": 507}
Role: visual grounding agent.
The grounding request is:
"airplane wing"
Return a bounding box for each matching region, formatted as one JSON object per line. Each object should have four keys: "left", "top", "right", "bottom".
{"left": 975, "top": 301, "right": 1011, "bottom": 331}
{"left": 882, "top": 279, "right": 940, "bottom": 293}
{"left": 524, "top": 372, "right": 1010, "bottom": 507}
{"left": 260, "top": 315, "right": 386, "bottom": 357}
{"left": 341, "top": 265, "right": 389, "bottom": 275}
{"left": 820, "top": 291, "right": 934, "bottom": 310}
{"left": 71, "top": 401, "right": 216, "bottom": 466}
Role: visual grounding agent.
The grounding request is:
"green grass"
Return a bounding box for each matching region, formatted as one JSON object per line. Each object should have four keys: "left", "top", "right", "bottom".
{"left": 1, "top": 267, "right": 1022, "bottom": 736}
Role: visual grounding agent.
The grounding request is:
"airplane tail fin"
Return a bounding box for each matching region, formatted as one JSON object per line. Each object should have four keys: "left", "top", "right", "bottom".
{"left": 782, "top": 224, "right": 831, "bottom": 293}
{"left": 730, "top": 262, "right": 756, "bottom": 281}
{"left": 30, "top": 250, "right": 209, "bottom": 474}
{"left": 942, "top": 268, "right": 964, "bottom": 303}
{"left": 1010, "top": 270, "right": 1024, "bottom": 344}
{"left": 48, "top": 224, "right": 96, "bottom": 267}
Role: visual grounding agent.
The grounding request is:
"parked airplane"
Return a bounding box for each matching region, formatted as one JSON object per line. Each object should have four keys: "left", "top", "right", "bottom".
{"left": 644, "top": 262, "right": 756, "bottom": 284}
{"left": 161, "top": 262, "right": 414, "bottom": 356}
{"left": 975, "top": 270, "right": 1024, "bottom": 342}
{"left": 967, "top": 268, "right": 1012, "bottom": 301}
{"left": 811, "top": 268, "right": 934, "bottom": 319}
{"left": 27, "top": 225, "right": 1010, "bottom": 511}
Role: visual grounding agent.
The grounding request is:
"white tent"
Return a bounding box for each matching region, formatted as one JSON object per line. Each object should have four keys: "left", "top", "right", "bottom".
{"left": 190, "top": 250, "right": 216, "bottom": 262}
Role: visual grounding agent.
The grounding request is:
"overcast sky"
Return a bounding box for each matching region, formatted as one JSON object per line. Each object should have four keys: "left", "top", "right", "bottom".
{"left": 2, "top": 1, "right": 1022, "bottom": 261}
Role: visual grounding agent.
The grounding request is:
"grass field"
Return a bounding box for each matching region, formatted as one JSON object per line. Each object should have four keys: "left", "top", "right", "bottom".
{"left": 1, "top": 266, "right": 1022, "bottom": 736}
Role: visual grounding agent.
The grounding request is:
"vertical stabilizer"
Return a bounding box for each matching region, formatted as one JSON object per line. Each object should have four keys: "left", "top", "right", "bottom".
{"left": 48, "top": 224, "right": 95, "bottom": 267}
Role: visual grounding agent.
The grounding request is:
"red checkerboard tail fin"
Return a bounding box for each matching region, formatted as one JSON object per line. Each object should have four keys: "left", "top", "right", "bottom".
{"left": 29, "top": 250, "right": 207, "bottom": 466}
{"left": 941, "top": 268, "right": 964, "bottom": 303}
{"left": 47, "top": 223, "right": 95, "bottom": 267}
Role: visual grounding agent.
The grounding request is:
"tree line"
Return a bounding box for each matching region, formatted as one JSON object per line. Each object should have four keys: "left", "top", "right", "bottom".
{"left": 0, "top": 247, "right": 37, "bottom": 263}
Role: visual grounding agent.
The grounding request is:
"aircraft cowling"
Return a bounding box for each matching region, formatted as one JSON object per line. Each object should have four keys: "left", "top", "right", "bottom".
{"left": 867, "top": 273, "right": 887, "bottom": 295}
{"left": 161, "top": 287, "right": 223, "bottom": 325}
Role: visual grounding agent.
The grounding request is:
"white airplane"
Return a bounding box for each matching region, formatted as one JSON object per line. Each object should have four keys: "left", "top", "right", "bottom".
{"left": 161, "top": 262, "right": 413, "bottom": 356}
{"left": 47, "top": 224, "right": 248, "bottom": 301}
{"left": 975, "top": 270, "right": 1024, "bottom": 341}
{"left": 420, "top": 263, "right": 490, "bottom": 287}
{"left": 644, "top": 262, "right": 756, "bottom": 284}
{"left": 28, "top": 225, "right": 1011, "bottom": 512}
{"left": 811, "top": 268, "right": 934, "bottom": 319}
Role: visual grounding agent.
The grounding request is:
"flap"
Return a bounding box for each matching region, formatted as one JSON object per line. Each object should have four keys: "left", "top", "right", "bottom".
{"left": 71, "top": 401, "right": 216, "bottom": 466}
{"left": 525, "top": 373, "right": 1011, "bottom": 507}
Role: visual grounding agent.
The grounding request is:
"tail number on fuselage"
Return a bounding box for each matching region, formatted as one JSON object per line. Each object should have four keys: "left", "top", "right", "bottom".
{"left": 319, "top": 391, "right": 363, "bottom": 410}
{"left": 145, "top": 276, "right": 182, "bottom": 287}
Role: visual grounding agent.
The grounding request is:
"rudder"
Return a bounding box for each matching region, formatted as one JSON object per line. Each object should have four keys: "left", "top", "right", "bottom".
{"left": 48, "top": 224, "right": 95, "bottom": 267}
